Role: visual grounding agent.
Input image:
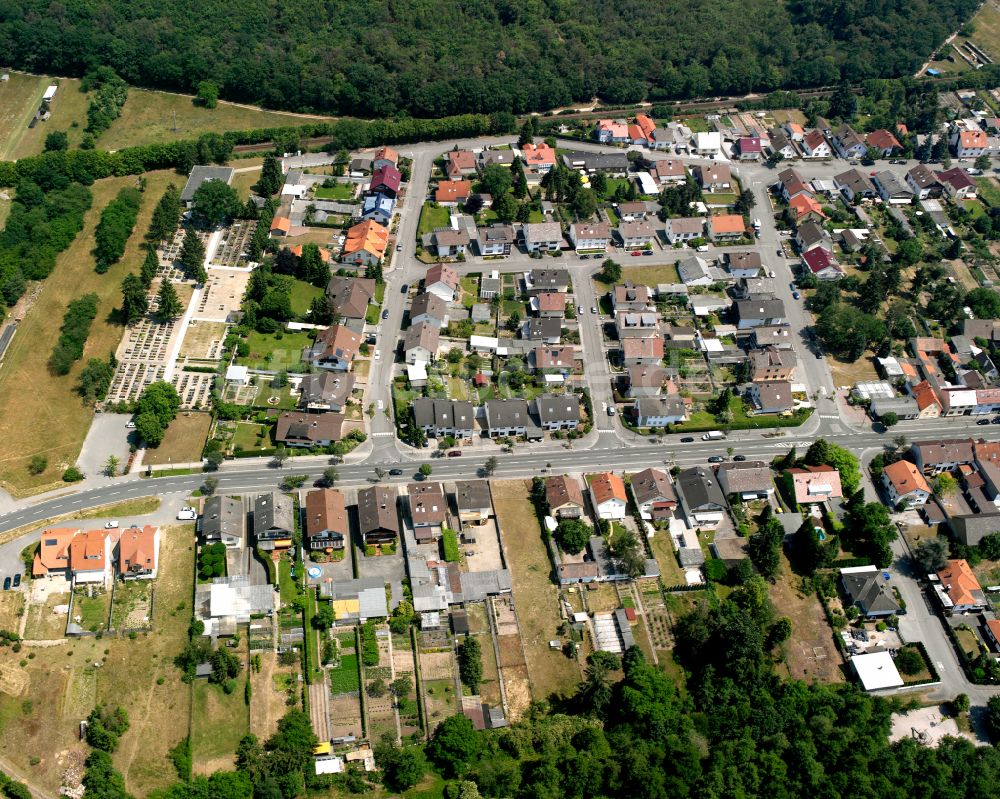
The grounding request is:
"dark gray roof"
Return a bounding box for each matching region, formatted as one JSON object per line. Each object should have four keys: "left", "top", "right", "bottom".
{"left": 561, "top": 151, "right": 630, "bottom": 171}
{"left": 201, "top": 496, "right": 245, "bottom": 543}
{"left": 486, "top": 398, "right": 530, "bottom": 428}
{"left": 736, "top": 298, "right": 786, "bottom": 320}
{"left": 410, "top": 292, "right": 447, "bottom": 322}
{"left": 676, "top": 467, "right": 727, "bottom": 511}
{"left": 412, "top": 398, "right": 475, "bottom": 432}
{"left": 528, "top": 268, "right": 570, "bottom": 290}
{"left": 842, "top": 572, "right": 902, "bottom": 615}
{"left": 299, "top": 371, "right": 355, "bottom": 408}
{"left": 522, "top": 318, "right": 562, "bottom": 340}
{"left": 454, "top": 480, "right": 492, "bottom": 513}
{"left": 631, "top": 468, "right": 676, "bottom": 506}
{"left": 536, "top": 394, "right": 580, "bottom": 424}
{"left": 357, "top": 485, "right": 399, "bottom": 536}
{"left": 253, "top": 493, "right": 295, "bottom": 539}
{"left": 796, "top": 221, "right": 828, "bottom": 247}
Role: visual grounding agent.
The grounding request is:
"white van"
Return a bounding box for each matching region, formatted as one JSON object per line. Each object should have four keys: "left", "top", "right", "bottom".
{"left": 702, "top": 430, "right": 726, "bottom": 441}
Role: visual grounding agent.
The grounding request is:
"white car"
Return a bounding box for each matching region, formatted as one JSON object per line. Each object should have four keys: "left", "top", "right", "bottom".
{"left": 374, "top": 350, "right": 381, "bottom": 360}
{"left": 105, "top": 521, "right": 119, "bottom": 529}
{"left": 176, "top": 508, "right": 197, "bottom": 521}
{"left": 125, "top": 420, "right": 136, "bottom": 429}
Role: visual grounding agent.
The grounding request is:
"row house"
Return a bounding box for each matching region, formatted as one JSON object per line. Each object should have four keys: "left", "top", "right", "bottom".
{"left": 411, "top": 398, "right": 475, "bottom": 439}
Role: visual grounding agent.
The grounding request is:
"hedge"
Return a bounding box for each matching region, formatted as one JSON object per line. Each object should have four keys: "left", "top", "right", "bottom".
{"left": 49, "top": 293, "right": 99, "bottom": 375}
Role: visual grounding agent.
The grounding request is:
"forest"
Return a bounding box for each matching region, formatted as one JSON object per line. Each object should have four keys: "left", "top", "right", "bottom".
{"left": 0, "top": 0, "right": 978, "bottom": 118}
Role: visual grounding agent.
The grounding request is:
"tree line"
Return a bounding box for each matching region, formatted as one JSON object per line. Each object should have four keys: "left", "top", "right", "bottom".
{"left": 94, "top": 187, "right": 141, "bottom": 273}
{"left": 48, "top": 293, "right": 99, "bottom": 375}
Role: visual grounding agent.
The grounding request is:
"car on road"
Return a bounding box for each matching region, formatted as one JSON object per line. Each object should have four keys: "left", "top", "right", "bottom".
{"left": 401, "top": 284, "right": 409, "bottom": 293}
{"left": 396, "top": 244, "right": 402, "bottom": 251}
{"left": 680, "top": 437, "right": 694, "bottom": 443}
{"left": 642, "top": 250, "right": 653, "bottom": 256}
{"left": 105, "top": 521, "right": 119, "bottom": 529}
{"left": 389, "top": 468, "right": 403, "bottom": 476}
{"left": 776, "top": 249, "right": 784, "bottom": 258}
{"left": 381, "top": 309, "right": 389, "bottom": 320}
{"left": 707, "top": 455, "right": 726, "bottom": 463}
{"left": 607, "top": 406, "right": 617, "bottom": 416}
{"left": 733, "top": 454, "right": 747, "bottom": 461}
{"left": 768, "top": 270, "right": 776, "bottom": 278}
{"left": 2, "top": 578, "right": 9, "bottom": 591}
{"left": 176, "top": 507, "right": 197, "bottom": 521}
{"left": 12, "top": 574, "right": 20, "bottom": 588}
{"left": 413, "top": 472, "right": 426, "bottom": 481}
{"left": 992, "top": 417, "right": 1000, "bottom": 424}
{"left": 978, "top": 418, "right": 991, "bottom": 425}
{"left": 631, "top": 250, "right": 643, "bottom": 256}
{"left": 126, "top": 419, "right": 136, "bottom": 429}
{"left": 591, "top": 306, "right": 597, "bottom": 314}
{"left": 447, "top": 450, "right": 463, "bottom": 457}
{"left": 792, "top": 291, "right": 801, "bottom": 300}
{"left": 578, "top": 305, "right": 584, "bottom": 315}
{"left": 374, "top": 350, "right": 381, "bottom": 360}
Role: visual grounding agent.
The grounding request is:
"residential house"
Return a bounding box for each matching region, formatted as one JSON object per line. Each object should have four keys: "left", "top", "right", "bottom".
{"left": 560, "top": 151, "right": 630, "bottom": 173}
{"left": 275, "top": 411, "right": 345, "bottom": 447}
{"left": 768, "top": 128, "right": 798, "bottom": 160}
{"left": 694, "top": 162, "right": 733, "bottom": 191}
{"left": 526, "top": 268, "right": 570, "bottom": 294}
{"left": 802, "top": 247, "right": 843, "bottom": 280}
{"left": 725, "top": 251, "right": 762, "bottom": 279}
{"left": 411, "top": 398, "right": 475, "bottom": 440}
{"left": 626, "top": 365, "right": 669, "bottom": 397}
{"left": 707, "top": 214, "right": 746, "bottom": 242}
{"left": 523, "top": 222, "right": 564, "bottom": 253}
{"left": 372, "top": 146, "right": 398, "bottom": 171}
{"left": 777, "top": 168, "right": 812, "bottom": 201}
{"left": 326, "top": 276, "right": 375, "bottom": 322}
{"left": 618, "top": 202, "right": 648, "bottom": 223}
{"left": 664, "top": 217, "right": 705, "bottom": 245}
{"left": 796, "top": 220, "right": 832, "bottom": 253}
{"left": 533, "top": 345, "right": 577, "bottom": 373}
{"left": 615, "top": 311, "right": 660, "bottom": 338}
{"left": 305, "top": 325, "right": 362, "bottom": 371}
{"left": 350, "top": 156, "right": 373, "bottom": 174}
{"left": 692, "top": 131, "right": 723, "bottom": 156}
{"left": 370, "top": 165, "right": 402, "bottom": 197}
{"left": 652, "top": 159, "right": 687, "bottom": 184}
{"left": 569, "top": 222, "right": 610, "bottom": 251}
{"left": 522, "top": 317, "right": 562, "bottom": 343}
{"left": 479, "top": 271, "right": 501, "bottom": 299}
{"left": 751, "top": 347, "right": 797, "bottom": 381}
{"left": 872, "top": 171, "right": 914, "bottom": 204}
{"left": 677, "top": 256, "right": 719, "bottom": 287}
{"left": 118, "top": 525, "right": 160, "bottom": 580}
{"left": 409, "top": 292, "right": 449, "bottom": 329}
{"left": 340, "top": 219, "right": 389, "bottom": 266}
{"left": 735, "top": 298, "right": 786, "bottom": 329}
{"left": 32, "top": 528, "right": 77, "bottom": 579}
{"left": 635, "top": 114, "right": 657, "bottom": 142}
{"left": 882, "top": 460, "right": 932, "bottom": 508}
{"left": 595, "top": 119, "right": 629, "bottom": 143}
{"left": 70, "top": 529, "right": 116, "bottom": 586}
{"left": 938, "top": 167, "right": 978, "bottom": 199}
{"left": 181, "top": 165, "right": 235, "bottom": 207}
{"left": 613, "top": 282, "right": 652, "bottom": 312}
{"left": 751, "top": 325, "right": 792, "bottom": 349}
{"left": 477, "top": 149, "right": 515, "bottom": 169}
{"left": 801, "top": 130, "right": 832, "bottom": 158}
{"left": 431, "top": 227, "right": 470, "bottom": 257}
{"left": 735, "top": 137, "right": 763, "bottom": 160}
{"left": 200, "top": 496, "right": 245, "bottom": 549}
{"left": 254, "top": 493, "right": 295, "bottom": 551}
{"left": 910, "top": 438, "right": 976, "bottom": 475}
{"left": 676, "top": 467, "right": 727, "bottom": 526}
{"left": 304, "top": 489, "right": 348, "bottom": 551}
{"left": 521, "top": 142, "right": 557, "bottom": 173}
{"left": 408, "top": 482, "right": 447, "bottom": 542}
{"left": 536, "top": 394, "right": 580, "bottom": 430}
{"left": 748, "top": 380, "right": 794, "bottom": 414}
{"left": 404, "top": 321, "right": 439, "bottom": 364}
{"left": 788, "top": 193, "right": 828, "bottom": 224}
{"left": 634, "top": 396, "right": 688, "bottom": 426}
{"left": 952, "top": 127, "right": 989, "bottom": 158}
{"left": 424, "top": 264, "right": 459, "bottom": 302}
{"left": 357, "top": 485, "right": 399, "bottom": 545}
{"left": 936, "top": 559, "right": 987, "bottom": 612}
{"left": 866, "top": 129, "right": 902, "bottom": 157}
{"left": 717, "top": 461, "right": 773, "bottom": 500}
{"left": 445, "top": 150, "right": 477, "bottom": 180}
{"left": 618, "top": 220, "right": 656, "bottom": 249}
{"left": 545, "top": 475, "right": 586, "bottom": 519}
{"left": 841, "top": 569, "right": 902, "bottom": 618}
{"left": 270, "top": 215, "right": 291, "bottom": 236}
{"left": 531, "top": 292, "right": 566, "bottom": 318}
{"left": 831, "top": 124, "right": 867, "bottom": 159}
{"left": 835, "top": 169, "right": 877, "bottom": 202}
{"left": 589, "top": 473, "right": 628, "bottom": 520}
{"left": 788, "top": 465, "right": 843, "bottom": 505}
{"left": 360, "top": 192, "right": 395, "bottom": 225}
{"left": 485, "top": 398, "right": 532, "bottom": 437}
{"left": 454, "top": 480, "right": 492, "bottom": 527}
{"left": 434, "top": 180, "right": 472, "bottom": 205}
{"left": 631, "top": 468, "right": 677, "bottom": 521}
{"left": 621, "top": 336, "right": 664, "bottom": 366}
{"left": 782, "top": 121, "right": 805, "bottom": 142}
{"left": 906, "top": 164, "right": 944, "bottom": 199}
{"left": 478, "top": 224, "right": 515, "bottom": 256}
{"left": 299, "top": 371, "right": 355, "bottom": 412}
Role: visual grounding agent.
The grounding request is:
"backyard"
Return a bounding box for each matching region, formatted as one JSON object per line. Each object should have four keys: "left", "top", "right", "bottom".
{"left": 142, "top": 413, "right": 213, "bottom": 465}
{"left": 289, "top": 280, "right": 324, "bottom": 317}
{"left": 314, "top": 183, "right": 356, "bottom": 201}
{"left": 236, "top": 330, "right": 312, "bottom": 372}
{"left": 418, "top": 204, "right": 451, "bottom": 237}
{"left": 191, "top": 671, "right": 250, "bottom": 775}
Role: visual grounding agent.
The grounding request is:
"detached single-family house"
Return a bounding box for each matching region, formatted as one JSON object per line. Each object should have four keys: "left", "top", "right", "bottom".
{"left": 200, "top": 496, "right": 245, "bottom": 549}
{"left": 707, "top": 214, "right": 746, "bottom": 243}
{"left": 725, "top": 251, "right": 762, "bottom": 279}
{"left": 118, "top": 525, "right": 160, "bottom": 580}
{"left": 777, "top": 168, "right": 812, "bottom": 201}
{"left": 326, "top": 275, "right": 375, "bottom": 322}
{"left": 788, "top": 465, "right": 843, "bottom": 505}
{"left": 275, "top": 411, "right": 345, "bottom": 447}
{"left": 751, "top": 347, "right": 797, "bottom": 381}
{"left": 664, "top": 217, "right": 704, "bottom": 245}
{"left": 694, "top": 162, "right": 732, "bottom": 191}
{"left": 533, "top": 345, "right": 577, "bottom": 373}
{"left": 652, "top": 159, "right": 687, "bottom": 184}
{"left": 521, "top": 142, "right": 557, "bottom": 173}
{"left": 435, "top": 180, "right": 472, "bottom": 205}
{"left": 595, "top": 119, "right": 629, "bottom": 143}
{"left": 589, "top": 473, "right": 628, "bottom": 520}
{"left": 952, "top": 127, "right": 988, "bottom": 158}
{"left": 370, "top": 164, "right": 402, "bottom": 197}
{"left": 305, "top": 325, "right": 362, "bottom": 371}
{"left": 523, "top": 223, "right": 564, "bottom": 253}
{"left": 299, "top": 371, "right": 355, "bottom": 413}
{"left": 634, "top": 396, "right": 688, "bottom": 426}
{"left": 768, "top": 128, "right": 798, "bottom": 160}
{"left": 748, "top": 380, "right": 794, "bottom": 414}
{"left": 676, "top": 467, "right": 727, "bottom": 527}
{"left": 454, "top": 480, "right": 492, "bottom": 526}
{"left": 866, "top": 129, "right": 902, "bottom": 157}
{"left": 424, "top": 264, "right": 459, "bottom": 302}
{"left": 617, "top": 201, "right": 647, "bottom": 222}
{"left": 692, "top": 131, "right": 722, "bottom": 156}
{"left": 357, "top": 485, "right": 399, "bottom": 545}
{"left": 882, "top": 460, "right": 932, "bottom": 508}
{"left": 408, "top": 482, "right": 447, "bottom": 542}
{"left": 522, "top": 317, "right": 562, "bottom": 343}
{"left": 360, "top": 192, "right": 395, "bottom": 226}
{"left": 626, "top": 364, "right": 669, "bottom": 397}
{"left": 569, "top": 222, "right": 610, "bottom": 251}
{"left": 906, "top": 165, "right": 944, "bottom": 199}
{"left": 801, "top": 130, "right": 832, "bottom": 159}
{"left": 536, "top": 394, "right": 580, "bottom": 431}
{"left": 631, "top": 468, "right": 677, "bottom": 521}
{"left": 937, "top": 167, "right": 978, "bottom": 199}
{"left": 621, "top": 336, "right": 664, "bottom": 366}
{"left": 937, "top": 559, "right": 987, "bottom": 613}
{"left": 872, "top": 171, "right": 914, "bottom": 204}
{"left": 432, "top": 227, "right": 470, "bottom": 257}
{"left": 304, "top": 489, "right": 348, "bottom": 552}
{"left": 831, "top": 124, "right": 867, "bottom": 159}
{"left": 446, "top": 150, "right": 477, "bottom": 180}
{"left": 410, "top": 292, "right": 449, "bottom": 329}
{"left": 735, "top": 137, "right": 763, "bottom": 160}
{"left": 478, "top": 224, "right": 515, "bottom": 256}
{"left": 254, "top": 493, "right": 295, "bottom": 551}
{"left": 372, "top": 146, "right": 398, "bottom": 171}
{"left": 404, "top": 321, "right": 439, "bottom": 364}
{"left": 796, "top": 220, "right": 831, "bottom": 253}
{"left": 613, "top": 282, "right": 652, "bottom": 312}
{"left": 717, "top": 461, "right": 773, "bottom": 500}
{"left": 735, "top": 298, "right": 786, "bottom": 329}
{"left": 841, "top": 570, "right": 902, "bottom": 618}
{"left": 545, "top": 475, "right": 586, "bottom": 519}
{"left": 835, "top": 169, "right": 877, "bottom": 203}
{"left": 802, "top": 247, "right": 843, "bottom": 280}
{"left": 340, "top": 219, "right": 389, "bottom": 266}
{"left": 788, "top": 193, "right": 827, "bottom": 224}
{"left": 618, "top": 220, "right": 656, "bottom": 249}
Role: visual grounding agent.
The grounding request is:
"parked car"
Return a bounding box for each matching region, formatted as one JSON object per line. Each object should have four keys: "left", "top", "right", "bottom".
{"left": 125, "top": 419, "right": 136, "bottom": 429}
{"left": 590, "top": 306, "right": 597, "bottom": 314}
{"left": 707, "top": 455, "right": 726, "bottom": 463}
{"left": 792, "top": 291, "right": 801, "bottom": 300}
{"left": 447, "top": 450, "right": 463, "bottom": 457}
{"left": 105, "top": 521, "right": 119, "bottom": 529}
{"left": 680, "top": 437, "right": 695, "bottom": 443}
{"left": 374, "top": 350, "right": 381, "bottom": 360}
{"left": 2, "top": 578, "right": 9, "bottom": 591}
{"left": 578, "top": 305, "right": 584, "bottom": 315}
{"left": 991, "top": 417, "right": 1000, "bottom": 425}
{"left": 607, "top": 406, "right": 617, "bottom": 416}
{"left": 401, "top": 284, "right": 409, "bottom": 293}
{"left": 978, "top": 418, "right": 991, "bottom": 425}
{"left": 733, "top": 454, "right": 747, "bottom": 461}
{"left": 176, "top": 508, "right": 197, "bottom": 521}
{"left": 631, "top": 250, "right": 642, "bottom": 256}
{"left": 768, "top": 270, "right": 776, "bottom": 278}
{"left": 389, "top": 468, "right": 403, "bottom": 476}
{"left": 12, "top": 574, "right": 20, "bottom": 588}
{"left": 381, "top": 309, "right": 389, "bottom": 320}
{"left": 396, "top": 244, "right": 402, "bottom": 251}
{"left": 642, "top": 250, "right": 653, "bottom": 256}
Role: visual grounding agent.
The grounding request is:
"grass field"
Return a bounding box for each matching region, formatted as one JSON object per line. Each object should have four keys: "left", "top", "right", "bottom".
{"left": 289, "top": 279, "right": 323, "bottom": 317}
{"left": 491, "top": 480, "right": 580, "bottom": 706}
{"left": 76, "top": 496, "right": 161, "bottom": 520}
{"left": 0, "top": 171, "right": 179, "bottom": 495}
{"left": 960, "top": 2, "right": 1000, "bottom": 60}
{"left": 977, "top": 177, "right": 1000, "bottom": 207}
{"left": 314, "top": 184, "right": 356, "bottom": 201}
{"left": 237, "top": 330, "right": 312, "bottom": 372}
{"left": 10, "top": 78, "right": 89, "bottom": 159}
{"left": 418, "top": 204, "right": 451, "bottom": 237}
{"left": 143, "top": 413, "right": 213, "bottom": 465}
{"left": 329, "top": 653, "right": 360, "bottom": 693}
{"left": 0, "top": 593, "right": 24, "bottom": 633}
{"left": 0, "top": 73, "right": 49, "bottom": 160}
{"left": 192, "top": 673, "right": 249, "bottom": 775}
{"left": 621, "top": 263, "right": 680, "bottom": 285}
{"left": 97, "top": 88, "right": 336, "bottom": 151}
{"left": 72, "top": 586, "right": 111, "bottom": 633}
{"left": 232, "top": 422, "right": 274, "bottom": 454}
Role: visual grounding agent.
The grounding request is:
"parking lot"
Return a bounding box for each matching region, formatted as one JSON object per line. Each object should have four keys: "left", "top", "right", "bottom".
{"left": 76, "top": 413, "right": 134, "bottom": 476}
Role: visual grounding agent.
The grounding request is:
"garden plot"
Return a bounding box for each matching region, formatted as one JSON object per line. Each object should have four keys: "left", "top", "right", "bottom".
{"left": 109, "top": 580, "right": 153, "bottom": 632}
{"left": 194, "top": 269, "right": 251, "bottom": 323}
{"left": 24, "top": 590, "right": 70, "bottom": 640}
{"left": 673, "top": 357, "right": 714, "bottom": 396}
{"left": 70, "top": 584, "right": 111, "bottom": 634}
{"left": 210, "top": 221, "right": 258, "bottom": 267}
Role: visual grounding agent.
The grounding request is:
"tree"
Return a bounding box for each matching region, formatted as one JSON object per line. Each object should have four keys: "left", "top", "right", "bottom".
{"left": 312, "top": 603, "right": 334, "bottom": 630}
{"left": 78, "top": 358, "right": 115, "bottom": 403}
{"left": 734, "top": 189, "right": 756, "bottom": 215}
{"left": 913, "top": 536, "right": 948, "bottom": 573}
{"left": 880, "top": 411, "right": 898, "bottom": 427}
{"left": 376, "top": 743, "right": 426, "bottom": 792}
{"left": 120, "top": 273, "right": 149, "bottom": 323}
{"left": 156, "top": 280, "right": 183, "bottom": 320}
{"left": 140, "top": 248, "right": 159, "bottom": 287}
{"left": 591, "top": 171, "right": 608, "bottom": 198}
{"left": 202, "top": 476, "right": 219, "bottom": 495}
{"left": 135, "top": 411, "right": 165, "bottom": 446}
{"left": 180, "top": 228, "right": 207, "bottom": 282}
{"left": 572, "top": 188, "right": 598, "bottom": 219}
{"left": 318, "top": 467, "right": 339, "bottom": 487}
{"left": 148, "top": 185, "right": 181, "bottom": 243}
{"left": 456, "top": 636, "right": 482, "bottom": 693}
{"left": 480, "top": 164, "right": 512, "bottom": 199}
{"left": 955, "top": 693, "right": 971, "bottom": 713}
{"left": 196, "top": 80, "right": 219, "bottom": 108}
{"left": 373, "top": 466, "right": 386, "bottom": 481}
{"left": 748, "top": 511, "right": 782, "bottom": 580}
{"left": 577, "top": 651, "right": 619, "bottom": 715}
{"left": 987, "top": 695, "right": 1000, "bottom": 742}
{"left": 483, "top": 456, "right": 498, "bottom": 477}
{"left": 418, "top": 463, "right": 432, "bottom": 477}
{"left": 599, "top": 258, "right": 621, "bottom": 283}
{"left": 258, "top": 156, "right": 283, "bottom": 196}
{"left": 192, "top": 180, "right": 240, "bottom": 226}
{"left": 975, "top": 153, "right": 992, "bottom": 172}
{"left": 427, "top": 715, "right": 481, "bottom": 777}
{"left": 895, "top": 647, "right": 924, "bottom": 676}
{"left": 104, "top": 455, "right": 120, "bottom": 477}
{"left": 271, "top": 445, "right": 289, "bottom": 468}
{"left": 518, "top": 119, "right": 534, "bottom": 148}
{"left": 554, "top": 518, "right": 590, "bottom": 555}
{"left": 966, "top": 287, "right": 1000, "bottom": 319}
{"left": 44, "top": 130, "right": 68, "bottom": 152}
{"left": 934, "top": 473, "right": 958, "bottom": 496}
{"left": 492, "top": 192, "right": 517, "bottom": 222}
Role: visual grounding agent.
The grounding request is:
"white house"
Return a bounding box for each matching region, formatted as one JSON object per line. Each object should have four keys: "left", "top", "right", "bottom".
{"left": 664, "top": 217, "right": 704, "bottom": 245}
{"left": 588, "top": 473, "right": 628, "bottom": 520}
{"left": 569, "top": 222, "right": 610, "bottom": 252}
{"left": 881, "top": 460, "right": 931, "bottom": 508}
{"left": 523, "top": 222, "right": 564, "bottom": 253}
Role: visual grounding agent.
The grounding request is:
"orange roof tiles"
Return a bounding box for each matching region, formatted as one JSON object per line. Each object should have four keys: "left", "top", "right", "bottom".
{"left": 69, "top": 529, "right": 116, "bottom": 573}
{"left": 342, "top": 219, "right": 389, "bottom": 261}
{"left": 883, "top": 460, "right": 931, "bottom": 496}
{"left": 709, "top": 214, "right": 747, "bottom": 234}
{"left": 33, "top": 528, "right": 78, "bottom": 576}
{"left": 788, "top": 194, "right": 827, "bottom": 219}
{"left": 590, "top": 473, "right": 627, "bottom": 505}
{"left": 960, "top": 130, "right": 988, "bottom": 149}
{"left": 270, "top": 215, "right": 291, "bottom": 234}
{"left": 937, "top": 559, "right": 983, "bottom": 607}
{"left": 912, "top": 380, "right": 940, "bottom": 410}
{"left": 636, "top": 114, "right": 657, "bottom": 140}
{"left": 118, "top": 525, "right": 158, "bottom": 577}
{"left": 522, "top": 142, "right": 556, "bottom": 167}
{"left": 435, "top": 180, "right": 472, "bottom": 204}
{"left": 290, "top": 245, "right": 331, "bottom": 262}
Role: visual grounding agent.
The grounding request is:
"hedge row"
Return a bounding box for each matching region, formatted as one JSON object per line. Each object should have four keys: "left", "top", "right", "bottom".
{"left": 49, "top": 293, "right": 99, "bottom": 375}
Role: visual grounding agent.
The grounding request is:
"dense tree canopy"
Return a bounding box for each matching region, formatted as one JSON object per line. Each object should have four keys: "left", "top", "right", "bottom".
{"left": 0, "top": 0, "right": 976, "bottom": 118}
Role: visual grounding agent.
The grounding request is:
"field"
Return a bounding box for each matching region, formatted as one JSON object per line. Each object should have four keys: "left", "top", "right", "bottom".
{"left": 328, "top": 653, "right": 360, "bottom": 693}
{"left": 71, "top": 586, "right": 111, "bottom": 633}
{"left": 958, "top": 2, "right": 1000, "bottom": 61}
{"left": 621, "top": 263, "right": 680, "bottom": 286}
{"left": 0, "top": 171, "right": 180, "bottom": 494}
{"left": 231, "top": 422, "right": 274, "bottom": 454}
{"left": 0, "top": 526, "right": 194, "bottom": 796}
{"left": 76, "top": 497, "right": 161, "bottom": 521}
{"left": 976, "top": 177, "right": 1000, "bottom": 207}
{"left": 10, "top": 78, "right": 89, "bottom": 159}
{"left": 191, "top": 671, "right": 249, "bottom": 775}
{"left": 289, "top": 279, "right": 323, "bottom": 317}
{"left": 23, "top": 590, "right": 69, "bottom": 640}
{"left": 648, "top": 531, "right": 688, "bottom": 587}
{"left": 142, "top": 413, "right": 213, "bottom": 466}
{"left": 97, "top": 88, "right": 336, "bottom": 151}
{"left": 0, "top": 593, "right": 24, "bottom": 633}
{"left": 828, "top": 355, "right": 880, "bottom": 390}
{"left": 314, "top": 183, "right": 356, "bottom": 201}
{"left": 0, "top": 73, "right": 49, "bottom": 160}
{"left": 490, "top": 480, "right": 580, "bottom": 705}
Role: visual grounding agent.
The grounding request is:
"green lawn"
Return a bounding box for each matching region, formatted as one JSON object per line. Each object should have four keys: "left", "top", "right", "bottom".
{"left": 232, "top": 422, "right": 274, "bottom": 454}
{"left": 703, "top": 192, "right": 738, "bottom": 206}
{"left": 278, "top": 558, "right": 299, "bottom": 604}
{"left": 73, "top": 589, "right": 110, "bottom": 632}
{"left": 192, "top": 679, "right": 249, "bottom": 771}
{"left": 418, "top": 203, "right": 451, "bottom": 237}
{"left": 314, "top": 183, "right": 356, "bottom": 201}
{"left": 289, "top": 280, "right": 323, "bottom": 318}
{"left": 238, "top": 330, "right": 312, "bottom": 371}
{"left": 977, "top": 177, "right": 1000, "bottom": 208}
{"left": 365, "top": 304, "right": 380, "bottom": 325}
{"left": 527, "top": 209, "right": 546, "bottom": 223}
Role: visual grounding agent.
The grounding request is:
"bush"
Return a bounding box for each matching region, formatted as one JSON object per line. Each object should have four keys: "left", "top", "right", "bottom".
{"left": 442, "top": 527, "right": 460, "bottom": 562}
{"left": 456, "top": 637, "right": 482, "bottom": 693}
{"left": 62, "top": 466, "right": 85, "bottom": 482}
{"left": 360, "top": 622, "right": 379, "bottom": 667}
{"left": 895, "top": 647, "right": 925, "bottom": 676}
{"left": 49, "top": 294, "right": 99, "bottom": 375}
{"left": 198, "top": 542, "right": 227, "bottom": 580}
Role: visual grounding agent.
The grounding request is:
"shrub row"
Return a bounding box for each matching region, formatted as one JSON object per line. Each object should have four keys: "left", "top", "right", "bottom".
{"left": 93, "top": 187, "right": 141, "bottom": 272}
{"left": 49, "top": 293, "right": 99, "bottom": 375}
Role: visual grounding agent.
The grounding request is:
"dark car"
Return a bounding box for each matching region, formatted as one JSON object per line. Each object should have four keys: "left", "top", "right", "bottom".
{"left": 11, "top": 573, "right": 20, "bottom": 588}
{"left": 389, "top": 468, "right": 403, "bottom": 476}
{"left": 381, "top": 309, "right": 389, "bottom": 320}
{"left": 733, "top": 454, "right": 747, "bottom": 461}
{"left": 680, "top": 437, "right": 695, "bottom": 443}
{"left": 642, "top": 250, "right": 653, "bottom": 256}
{"left": 992, "top": 417, "right": 1000, "bottom": 424}
{"left": 413, "top": 472, "right": 426, "bottom": 481}
{"left": 401, "top": 283, "right": 409, "bottom": 294}
{"left": 2, "top": 578, "right": 10, "bottom": 591}
{"left": 978, "top": 418, "right": 991, "bottom": 425}
{"left": 707, "top": 455, "right": 726, "bottom": 463}
{"left": 447, "top": 450, "right": 462, "bottom": 457}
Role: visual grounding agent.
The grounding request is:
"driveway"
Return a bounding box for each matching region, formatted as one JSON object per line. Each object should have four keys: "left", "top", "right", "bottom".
{"left": 76, "top": 413, "right": 134, "bottom": 476}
